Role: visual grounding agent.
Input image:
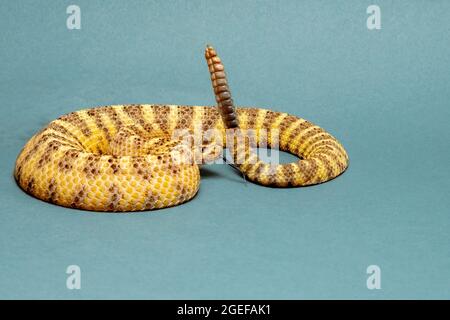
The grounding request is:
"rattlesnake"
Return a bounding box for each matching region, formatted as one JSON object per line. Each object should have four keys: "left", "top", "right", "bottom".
{"left": 14, "top": 46, "right": 348, "bottom": 212}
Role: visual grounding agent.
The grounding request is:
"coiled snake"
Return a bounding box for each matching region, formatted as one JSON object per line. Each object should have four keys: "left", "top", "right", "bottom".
{"left": 14, "top": 46, "right": 348, "bottom": 212}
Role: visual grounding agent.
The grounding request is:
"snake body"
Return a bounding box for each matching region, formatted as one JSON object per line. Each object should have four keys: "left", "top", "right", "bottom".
{"left": 14, "top": 46, "right": 348, "bottom": 212}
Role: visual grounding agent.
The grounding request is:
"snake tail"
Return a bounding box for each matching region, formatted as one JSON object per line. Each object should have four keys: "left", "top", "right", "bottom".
{"left": 204, "top": 45, "right": 349, "bottom": 187}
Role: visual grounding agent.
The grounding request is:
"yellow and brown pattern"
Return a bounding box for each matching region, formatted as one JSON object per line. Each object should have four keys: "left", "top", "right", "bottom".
{"left": 14, "top": 46, "right": 348, "bottom": 212}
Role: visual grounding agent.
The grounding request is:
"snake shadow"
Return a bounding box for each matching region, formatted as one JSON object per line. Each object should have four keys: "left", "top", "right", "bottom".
{"left": 199, "top": 166, "right": 248, "bottom": 185}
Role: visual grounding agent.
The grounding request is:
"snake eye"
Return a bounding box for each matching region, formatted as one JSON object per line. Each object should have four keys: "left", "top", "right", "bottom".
{"left": 205, "top": 45, "right": 239, "bottom": 129}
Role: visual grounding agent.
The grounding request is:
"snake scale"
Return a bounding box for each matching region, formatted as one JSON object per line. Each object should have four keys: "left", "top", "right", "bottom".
{"left": 14, "top": 46, "right": 349, "bottom": 212}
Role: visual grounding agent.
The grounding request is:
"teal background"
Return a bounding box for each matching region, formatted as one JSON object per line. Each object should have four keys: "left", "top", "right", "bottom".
{"left": 1, "top": 0, "right": 449, "bottom": 299}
